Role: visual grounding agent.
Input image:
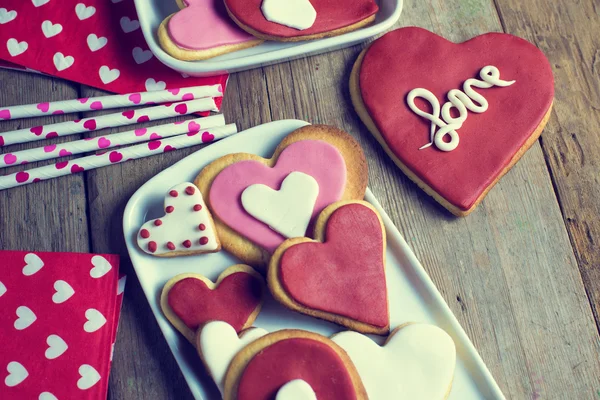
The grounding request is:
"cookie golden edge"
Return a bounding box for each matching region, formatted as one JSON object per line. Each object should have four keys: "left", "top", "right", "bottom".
{"left": 159, "top": 264, "right": 266, "bottom": 344}
{"left": 222, "top": 329, "right": 368, "bottom": 400}
{"left": 194, "top": 124, "right": 369, "bottom": 271}
{"left": 267, "top": 200, "right": 389, "bottom": 335}
{"left": 349, "top": 44, "right": 554, "bottom": 217}
{"left": 158, "top": 14, "right": 263, "bottom": 61}
{"left": 224, "top": 2, "right": 376, "bottom": 43}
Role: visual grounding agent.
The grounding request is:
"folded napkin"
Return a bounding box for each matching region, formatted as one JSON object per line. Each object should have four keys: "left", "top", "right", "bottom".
{"left": 0, "top": 251, "right": 124, "bottom": 399}
{"left": 0, "top": 0, "right": 226, "bottom": 108}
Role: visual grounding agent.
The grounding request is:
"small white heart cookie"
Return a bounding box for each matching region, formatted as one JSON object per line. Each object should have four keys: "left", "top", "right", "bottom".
{"left": 332, "top": 323, "right": 456, "bottom": 400}
{"left": 137, "top": 182, "right": 221, "bottom": 257}
{"left": 276, "top": 379, "right": 317, "bottom": 400}
{"left": 197, "top": 321, "right": 268, "bottom": 394}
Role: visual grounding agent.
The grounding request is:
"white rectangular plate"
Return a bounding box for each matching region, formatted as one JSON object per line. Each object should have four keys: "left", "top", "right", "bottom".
{"left": 133, "top": 0, "right": 403, "bottom": 76}
{"left": 123, "top": 120, "right": 505, "bottom": 400}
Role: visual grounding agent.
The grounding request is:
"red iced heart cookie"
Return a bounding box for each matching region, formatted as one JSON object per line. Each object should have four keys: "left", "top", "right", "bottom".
{"left": 268, "top": 201, "right": 389, "bottom": 335}
{"left": 223, "top": 330, "right": 367, "bottom": 400}
{"left": 350, "top": 27, "right": 554, "bottom": 216}
{"left": 160, "top": 264, "right": 265, "bottom": 343}
{"left": 195, "top": 125, "right": 368, "bottom": 270}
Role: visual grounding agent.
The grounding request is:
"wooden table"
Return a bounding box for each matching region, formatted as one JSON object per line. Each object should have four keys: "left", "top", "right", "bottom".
{"left": 1, "top": 0, "right": 599, "bottom": 398}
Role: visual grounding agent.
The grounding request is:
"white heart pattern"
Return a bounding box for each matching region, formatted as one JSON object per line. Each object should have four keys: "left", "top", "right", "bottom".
{"left": 90, "top": 255, "right": 112, "bottom": 278}
{"left": 39, "top": 392, "right": 59, "bottom": 400}
{"left": 276, "top": 379, "right": 317, "bottom": 400}
{"left": 261, "top": 0, "right": 316, "bottom": 30}
{"left": 77, "top": 364, "right": 101, "bottom": 390}
{"left": 132, "top": 47, "right": 153, "bottom": 64}
{"left": 0, "top": 9, "right": 17, "bottom": 24}
{"left": 45, "top": 334, "right": 68, "bottom": 360}
{"left": 7, "top": 38, "right": 28, "bottom": 57}
{"left": 84, "top": 308, "right": 107, "bottom": 333}
{"left": 199, "top": 321, "right": 268, "bottom": 394}
{"left": 117, "top": 275, "right": 126, "bottom": 295}
{"left": 0, "top": 281, "right": 6, "bottom": 297}
{"left": 241, "top": 171, "right": 319, "bottom": 238}
{"left": 87, "top": 34, "right": 107, "bottom": 52}
{"left": 99, "top": 65, "right": 120, "bottom": 84}
{"left": 332, "top": 324, "right": 456, "bottom": 400}
{"left": 145, "top": 78, "right": 166, "bottom": 92}
{"left": 53, "top": 52, "right": 74, "bottom": 71}
{"left": 75, "top": 3, "right": 96, "bottom": 20}
{"left": 22, "top": 253, "right": 44, "bottom": 276}
{"left": 32, "top": 0, "right": 50, "bottom": 7}
{"left": 137, "top": 182, "right": 219, "bottom": 256}
{"left": 5, "top": 361, "right": 28, "bottom": 387}
{"left": 41, "top": 20, "right": 62, "bottom": 38}
{"left": 120, "top": 16, "right": 140, "bottom": 33}
{"left": 53, "top": 280, "right": 75, "bottom": 303}
{"left": 14, "top": 306, "right": 36, "bottom": 330}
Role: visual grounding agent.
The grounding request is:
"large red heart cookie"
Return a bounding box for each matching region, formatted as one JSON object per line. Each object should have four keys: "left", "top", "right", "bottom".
{"left": 223, "top": 0, "right": 378, "bottom": 41}
{"left": 160, "top": 264, "right": 265, "bottom": 343}
{"left": 223, "top": 330, "right": 367, "bottom": 400}
{"left": 350, "top": 27, "right": 554, "bottom": 216}
{"left": 268, "top": 201, "right": 389, "bottom": 335}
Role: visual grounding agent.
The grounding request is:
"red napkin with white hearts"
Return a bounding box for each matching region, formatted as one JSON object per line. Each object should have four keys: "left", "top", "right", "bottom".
{"left": 0, "top": 251, "right": 124, "bottom": 399}
{"left": 0, "top": 0, "right": 226, "bottom": 108}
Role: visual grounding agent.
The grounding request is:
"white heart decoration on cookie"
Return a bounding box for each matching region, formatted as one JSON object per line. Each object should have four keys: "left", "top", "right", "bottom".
{"left": 7, "top": 39, "right": 28, "bottom": 57}
{"left": 53, "top": 280, "right": 75, "bottom": 303}
{"left": 45, "top": 334, "right": 68, "bottom": 360}
{"left": 332, "top": 324, "right": 456, "bottom": 400}
{"left": 145, "top": 78, "right": 166, "bottom": 92}
{"left": 32, "top": 0, "right": 50, "bottom": 7}
{"left": 0, "top": 9, "right": 17, "bottom": 24}
{"left": 90, "top": 255, "right": 112, "bottom": 278}
{"left": 0, "top": 281, "right": 6, "bottom": 297}
{"left": 276, "top": 379, "right": 317, "bottom": 400}
{"left": 84, "top": 308, "right": 107, "bottom": 333}
{"left": 241, "top": 171, "right": 319, "bottom": 238}
{"left": 39, "top": 392, "right": 59, "bottom": 400}
{"left": 120, "top": 16, "right": 140, "bottom": 33}
{"left": 41, "top": 20, "right": 62, "bottom": 38}
{"left": 77, "top": 364, "right": 101, "bottom": 390}
{"left": 53, "top": 52, "right": 74, "bottom": 71}
{"left": 14, "top": 306, "right": 36, "bottom": 330}
{"left": 199, "top": 321, "right": 268, "bottom": 394}
{"left": 137, "top": 182, "right": 219, "bottom": 255}
{"left": 99, "top": 66, "right": 120, "bottom": 84}
{"left": 87, "top": 34, "right": 108, "bottom": 52}
{"left": 132, "top": 47, "right": 153, "bottom": 64}
{"left": 22, "top": 253, "right": 44, "bottom": 276}
{"left": 75, "top": 3, "right": 96, "bottom": 20}
{"left": 5, "top": 361, "right": 28, "bottom": 387}
{"left": 261, "top": 0, "right": 317, "bottom": 30}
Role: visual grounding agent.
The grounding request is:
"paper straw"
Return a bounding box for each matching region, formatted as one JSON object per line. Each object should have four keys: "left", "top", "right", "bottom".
{"left": 0, "top": 124, "right": 238, "bottom": 191}
{"left": 0, "top": 115, "right": 225, "bottom": 168}
{"left": 0, "top": 84, "right": 223, "bottom": 121}
{"left": 0, "top": 98, "right": 218, "bottom": 147}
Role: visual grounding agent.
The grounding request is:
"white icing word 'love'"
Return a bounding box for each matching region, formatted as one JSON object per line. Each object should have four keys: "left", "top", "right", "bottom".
{"left": 407, "top": 66, "right": 515, "bottom": 152}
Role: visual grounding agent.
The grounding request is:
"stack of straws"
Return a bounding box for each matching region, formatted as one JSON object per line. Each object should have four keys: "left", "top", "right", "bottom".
{"left": 0, "top": 85, "right": 238, "bottom": 190}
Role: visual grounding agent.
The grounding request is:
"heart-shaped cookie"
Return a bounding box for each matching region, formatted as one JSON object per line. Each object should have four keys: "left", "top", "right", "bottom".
{"left": 223, "top": 330, "right": 367, "bottom": 400}
{"left": 268, "top": 200, "right": 389, "bottom": 335}
{"left": 224, "top": 0, "right": 378, "bottom": 41}
{"left": 350, "top": 27, "right": 554, "bottom": 216}
{"left": 196, "top": 125, "right": 368, "bottom": 269}
{"left": 160, "top": 265, "right": 266, "bottom": 343}
{"left": 137, "top": 182, "right": 221, "bottom": 257}
{"left": 332, "top": 324, "right": 456, "bottom": 399}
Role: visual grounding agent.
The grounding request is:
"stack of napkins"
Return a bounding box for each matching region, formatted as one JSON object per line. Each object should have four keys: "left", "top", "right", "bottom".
{"left": 0, "top": 251, "right": 124, "bottom": 399}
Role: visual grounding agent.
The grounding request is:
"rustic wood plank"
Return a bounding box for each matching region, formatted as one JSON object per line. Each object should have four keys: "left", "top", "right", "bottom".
{"left": 0, "top": 70, "right": 88, "bottom": 253}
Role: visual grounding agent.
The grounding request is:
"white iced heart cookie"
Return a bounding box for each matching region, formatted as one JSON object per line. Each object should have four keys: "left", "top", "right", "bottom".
{"left": 261, "top": 0, "right": 317, "bottom": 30}
{"left": 84, "top": 308, "right": 107, "bottom": 333}
{"left": 5, "top": 361, "right": 28, "bottom": 387}
{"left": 53, "top": 280, "right": 75, "bottom": 303}
{"left": 198, "top": 321, "right": 268, "bottom": 394}
{"left": 332, "top": 324, "right": 456, "bottom": 400}
{"left": 137, "top": 182, "right": 221, "bottom": 257}
{"left": 276, "top": 379, "right": 317, "bottom": 400}
{"left": 22, "top": 253, "right": 44, "bottom": 276}
{"left": 90, "top": 255, "right": 112, "bottom": 278}
{"left": 45, "top": 334, "right": 68, "bottom": 359}
{"left": 77, "top": 364, "right": 101, "bottom": 390}
{"left": 14, "top": 306, "right": 36, "bottom": 330}
{"left": 241, "top": 172, "right": 319, "bottom": 238}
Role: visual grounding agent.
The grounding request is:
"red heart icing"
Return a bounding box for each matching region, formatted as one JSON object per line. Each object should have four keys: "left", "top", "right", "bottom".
{"left": 167, "top": 272, "right": 263, "bottom": 333}
{"left": 225, "top": 0, "right": 378, "bottom": 38}
{"left": 237, "top": 338, "right": 357, "bottom": 400}
{"left": 280, "top": 203, "right": 388, "bottom": 328}
{"left": 357, "top": 27, "right": 554, "bottom": 212}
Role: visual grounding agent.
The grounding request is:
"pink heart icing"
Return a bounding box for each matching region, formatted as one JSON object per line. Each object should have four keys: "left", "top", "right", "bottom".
{"left": 4, "top": 154, "right": 17, "bottom": 165}
{"left": 109, "top": 151, "right": 123, "bottom": 163}
{"left": 135, "top": 128, "right": 147, "bottom": 136}
{"left": 90, "top": 101, "right": 103, "bottom": 110}
{"left": 209, "top": 140, "right": 347, "bottom": 252}
{"left": 201, "top": 131, "right": 214, "bottom": 142}
{"left": 98, "top": 137, "right": 111, "bottom": 148}
{"left": 37, "top": 102, "right": 50, "bottom": 112}
{"left": 15, "top": 171, "right": 29, "bottom": 183}
{"left": 0, "top": 109, "right": 11, "bottom": 119}
{"left": 128, "top": 93, "right": 142, "bottom": 104}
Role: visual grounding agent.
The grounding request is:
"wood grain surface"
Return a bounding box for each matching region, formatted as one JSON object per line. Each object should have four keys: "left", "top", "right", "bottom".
{"left": 1, "top": 0, "right": 599, "bottom": 399}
